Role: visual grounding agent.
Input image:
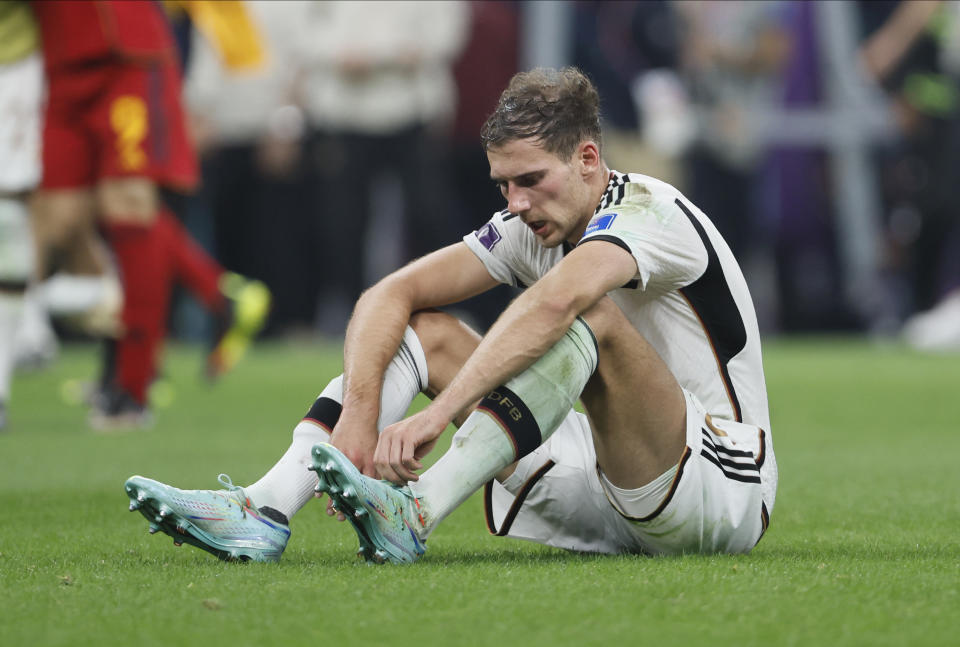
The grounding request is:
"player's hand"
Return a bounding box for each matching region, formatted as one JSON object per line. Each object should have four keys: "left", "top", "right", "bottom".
{"left": 330, "top": 419, "right": 379, "bottom": 478}
{"left": 374, "top": 408, "right": 448, "bottom": 484}
{"left": 320, "top": 418, "right": 379, "bottom": 521}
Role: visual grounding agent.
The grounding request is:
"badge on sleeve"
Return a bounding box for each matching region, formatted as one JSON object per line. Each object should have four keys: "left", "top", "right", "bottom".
{"left": 476, "top": 222, "right": 502, "bottom": 251}
{"left": 583, "top": 212, "right": 617, "bottom": 237}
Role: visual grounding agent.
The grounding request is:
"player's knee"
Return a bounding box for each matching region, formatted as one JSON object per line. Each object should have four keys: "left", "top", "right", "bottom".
{"left": 32, "top": 189, "right": 95, "bottom": 251}
{"left": 579, "top": 297, "right": 630, "bottom": 349}
{"left": 408, "top": 310, "right": 446, "bottom": 356}
{"left": 97, "top": 178, "right": 159, "bottom": 223}
{"left": 408, "top": 309, "right": 478, "bottom": 363}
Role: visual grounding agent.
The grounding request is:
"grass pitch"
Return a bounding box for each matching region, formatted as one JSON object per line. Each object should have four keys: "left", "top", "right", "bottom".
{"left": 1, "top": 338, "right": 957, "bottom": 647}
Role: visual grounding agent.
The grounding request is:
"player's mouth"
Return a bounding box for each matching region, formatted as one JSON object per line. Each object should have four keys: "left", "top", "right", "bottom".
{"left": 528, "top": 220, "right": 548, "bottom": 236}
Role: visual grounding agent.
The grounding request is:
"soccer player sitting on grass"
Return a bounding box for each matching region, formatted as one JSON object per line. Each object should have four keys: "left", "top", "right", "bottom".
{"left": 126, "top": 67, "right": 778, "bottom": 563}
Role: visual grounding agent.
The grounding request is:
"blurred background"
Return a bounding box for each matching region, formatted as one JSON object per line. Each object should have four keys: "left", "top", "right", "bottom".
{"left": 151, "top": 0, "right": 960, "bottom": 347}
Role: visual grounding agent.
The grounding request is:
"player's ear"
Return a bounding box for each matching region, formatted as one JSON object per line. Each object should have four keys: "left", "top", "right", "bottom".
{"left": 576, "top": 140, "right": 601, "bottom": 176}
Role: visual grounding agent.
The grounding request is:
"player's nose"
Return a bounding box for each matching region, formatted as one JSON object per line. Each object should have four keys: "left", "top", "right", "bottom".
{"left": 508, "top": 191, "right": 530, "bottom": 214}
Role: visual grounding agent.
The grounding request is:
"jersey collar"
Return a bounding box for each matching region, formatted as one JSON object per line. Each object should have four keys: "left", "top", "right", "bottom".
{"left": 593, "top": 169, "right": 627, "bottom": 217}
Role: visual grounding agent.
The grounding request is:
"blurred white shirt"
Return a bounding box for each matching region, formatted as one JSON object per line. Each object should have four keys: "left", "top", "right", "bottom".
{"left": 184, "top": 0, "right": 311, "bottom": 145}
{"left": 297, "top": 0, "right": 468, "bottom": 134}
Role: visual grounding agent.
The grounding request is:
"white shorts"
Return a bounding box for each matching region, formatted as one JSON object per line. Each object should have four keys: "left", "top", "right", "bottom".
{"left": 484, "top": 389, "right": 777, "bottom": 555}
{"left": 0, "top": 53, "right": 43, "bottom": 192}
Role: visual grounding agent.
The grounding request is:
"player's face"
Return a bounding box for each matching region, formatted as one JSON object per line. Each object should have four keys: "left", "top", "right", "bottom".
{"left": 487, "top": 138, "right": 598, "bottom": 248}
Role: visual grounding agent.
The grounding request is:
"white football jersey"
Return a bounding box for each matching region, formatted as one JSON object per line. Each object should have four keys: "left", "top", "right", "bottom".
{"left": 463, "top": 169, "right": 773, "bottom": 442}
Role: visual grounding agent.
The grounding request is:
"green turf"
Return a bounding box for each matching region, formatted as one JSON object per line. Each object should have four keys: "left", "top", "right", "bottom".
{"left": 1, "top": 339, "right": 957, "bottom": 646}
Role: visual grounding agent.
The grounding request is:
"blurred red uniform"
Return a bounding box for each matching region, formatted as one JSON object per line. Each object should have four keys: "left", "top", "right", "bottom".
{"left": 32, "top": 1, "right": 265, "bottom": 424}
{"left": 35, "top": 0, "right": 197, "bottom": 191}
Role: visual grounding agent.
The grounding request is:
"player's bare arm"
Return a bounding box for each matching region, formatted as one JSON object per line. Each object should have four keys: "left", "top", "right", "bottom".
{"left": 374, "top": 239, "right": 638, "bottom": 483}
{"left": 331, "top": 242, "right": 497, "bottom": 476}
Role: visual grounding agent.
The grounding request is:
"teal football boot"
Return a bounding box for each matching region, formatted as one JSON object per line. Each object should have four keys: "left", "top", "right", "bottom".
{"left": 124, "top": 474, "right": 290, "bottom": 562}
{"left": 310, "top": 443, "right": 426, "bottom": 564}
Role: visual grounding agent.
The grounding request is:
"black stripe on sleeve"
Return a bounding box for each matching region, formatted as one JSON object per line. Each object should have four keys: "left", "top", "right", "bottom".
{"left": 675, "top": 199, "right": 747, "bottom": 422}
{"left": 577, "top": 233, "right": 631, "bottom": 255}
{"left": 477, "top": 385, "right": 542, "bottom": 460}
{"left": 577, "top": 236, "right": 640, "bottom": 289}
{"left": 303, "top": 397, "right": 343, "bottom": 432}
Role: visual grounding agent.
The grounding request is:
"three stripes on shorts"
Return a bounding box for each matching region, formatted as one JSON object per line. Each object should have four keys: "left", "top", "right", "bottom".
{"left": 699, "top": 430, "right": 761, "bottom": 484}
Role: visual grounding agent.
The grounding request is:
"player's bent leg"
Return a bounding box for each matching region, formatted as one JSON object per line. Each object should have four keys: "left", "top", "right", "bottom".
{"left": 485, "top": 394, "right": 771, "bottom": 556}
{"left": 577, "top": 299, "right": 770, "bottom": 555}
{"left": 319, "top": 317, "right": 600, "bottom": 565}
{"left": 125, "top": 354, "right": 405, "bottom": 562}
{"left": 415, "top": 317, "right": 598, "bottom": 519}
{"left": 47, "top": 228, "right": 123, "bottom": 337}
{"left": 308, "top": 311, "right": 485, "bottom": 563}
{"left": 124, "top": 474, "right": 290, "bottom": 562}
{"left": 96, "top": 177, "right": 168, "bottom": 423}
{"left": 241, "top": 376, "right": 347, "bottom": 520}
{"left": 97, "top": 177, "right": 160, "bottom": 225}
{"left": 123, "top": 375, "right": 346, "bottom": 561}
{"left": 578, "top": 296, "right": 687, "bottom": 489}
{"left": 597, "top": 391, "right": 771, "bottom": 555}
{"left": 407, "top": 309, "right": 482, "bottom": 404}
{"left": 131, "top": 315, "right": 470, "bottom": 562}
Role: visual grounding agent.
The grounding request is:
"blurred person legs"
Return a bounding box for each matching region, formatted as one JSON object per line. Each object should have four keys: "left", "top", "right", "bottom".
{"left": 29, "top": 210, "right": 123, "bottom": 338}
{"left": 201, "top": 140, "right": 311, "bottom": 337}
{"left": 13, "top": 285, "right": 58, "bottom": 371}
{"left": 312, "top": 125, "right": 458, "bottom": 334}
{"left": 0, "top": 194, "right": 33, "bottom": 430}
{"left": 40, "top": 52, "right": 267, "bottom": 430}
{"left": 0, "top": 46, "right": 43, "bottom": 429}
{"left": 93, "top": 182, "right": 269, "bottom": 428}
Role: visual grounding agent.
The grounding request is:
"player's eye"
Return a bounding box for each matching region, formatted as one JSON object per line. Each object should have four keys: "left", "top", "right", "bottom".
{"left": 515, "top": 173, "right": 542, "bottom": 188}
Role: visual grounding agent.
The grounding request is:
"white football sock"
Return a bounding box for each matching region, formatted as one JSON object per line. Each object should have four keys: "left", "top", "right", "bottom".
{"left": 245, "top": 325, "right": 428, "bottom": 519}
{"left": 0, "top": 197, "right": 33, "bottom": 402}
{"left": 410, "top": 318, "right": 598, "bottom": 537}
{"left": 13, "top": 286, "right": 57, "bottom": 366}
{"left": 0, "top": 294, "right": 23, "bottom": 402}
{"left": 39, "top": 273, "right": 117, "bottom": 315}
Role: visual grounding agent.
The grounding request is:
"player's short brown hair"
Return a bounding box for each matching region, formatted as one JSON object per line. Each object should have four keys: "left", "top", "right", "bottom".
{"left": 480, "top": 67, "right": 602, "bottom": 160}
